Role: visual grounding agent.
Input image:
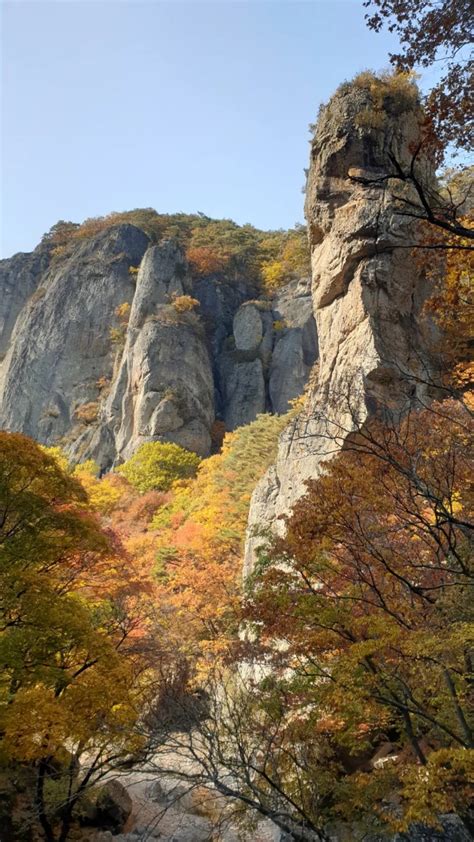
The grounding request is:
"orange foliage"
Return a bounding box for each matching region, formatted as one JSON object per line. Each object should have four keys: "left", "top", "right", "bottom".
{"left": 186, "top": 245, "right": 230, "bottom": 276}
{"left": 424, "top": 222, "right": 474, "bottom": 388}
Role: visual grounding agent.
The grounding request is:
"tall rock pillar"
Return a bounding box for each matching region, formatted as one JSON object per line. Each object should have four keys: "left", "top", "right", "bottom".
{"left": 244, "top": 75, "right": 435, "bottom": 574}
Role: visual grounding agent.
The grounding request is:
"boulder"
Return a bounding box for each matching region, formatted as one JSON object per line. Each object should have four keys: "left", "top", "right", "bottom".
{"left": 233, "top": 303, "right": 263, "bottom": 352}
{"left": 95, "top": 779, "right": 133, "bottom": 833}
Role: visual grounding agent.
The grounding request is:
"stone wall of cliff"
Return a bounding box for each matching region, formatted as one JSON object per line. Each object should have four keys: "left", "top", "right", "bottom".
{"left": 0, "top": 225, "right": 317, "bottom": 468}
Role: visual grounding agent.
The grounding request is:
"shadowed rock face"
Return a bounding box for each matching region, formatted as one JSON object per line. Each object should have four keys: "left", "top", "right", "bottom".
{"left": 244, "top": 80, "right": 436, "bottom": 575}
{"left": 0, "top": 226, "right": 317, "bottom": 467}
{"left": 219, "top": 282, "right": 317, "bottom": 430}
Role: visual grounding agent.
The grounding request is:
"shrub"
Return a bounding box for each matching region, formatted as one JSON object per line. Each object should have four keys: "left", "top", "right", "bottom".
{"left": 117, "top": 441, "right": 201, "bottom": 493}
{"left": 96, "top": 376, "right": 110, "bottom": 392}
{"left": 110, "top": 327, "right": 125, "bottom": 344}
{"left": 50, "top": 245, "right": 69, "bottom": 261}
{"left": 115, "top": 302, "right": 131, "bottom": 323}
{"left": 110, "top": 302, "right": 131, "bottom": 346}
{"left": 351, "top": 70, "right": 420, "bottom": 130}
{"left": 171, "top": 294, "right": 200, "bottom": 313}
{"left": 260, "top": 226, "right": 310, "bottom": 293}
{"left": 74, "top": 402, "right": 99, "bottom": 425}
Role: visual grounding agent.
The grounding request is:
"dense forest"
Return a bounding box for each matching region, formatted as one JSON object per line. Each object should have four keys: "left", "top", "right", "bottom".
{"left": 0, "top": 1, "right": 473, "bottom": 841}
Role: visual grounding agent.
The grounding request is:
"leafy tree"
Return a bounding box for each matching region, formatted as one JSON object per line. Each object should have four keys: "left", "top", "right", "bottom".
{"left": 187, "top": 245, "right": 230, "bottom": 276}
{"left": 150, "top": 397, "right": 473, "bottom": 839}
{"left": 260, "top": 226, "right": 310, "bottom": 293}
{"left": 117, "top": 440, "right": 201, "bottom": 493}
{"left": 72, "top": 459, "right": 125, "bottom": 513}
{"left": 0, "top": 433, "right": 159, "bottom": 842}
{"left": 364, "top": 0, "right": 473, "bottom": 153}
{"left": 241, "top": 396, "right": 474, "bottom": 835}
{"left": 425, "top": 223, "right": 474, "bottom": 387}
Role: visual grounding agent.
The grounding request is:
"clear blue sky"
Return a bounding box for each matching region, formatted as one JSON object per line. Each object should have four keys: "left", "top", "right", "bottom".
{"left": 2, "top": 0, "right": 401, "bottom": 257}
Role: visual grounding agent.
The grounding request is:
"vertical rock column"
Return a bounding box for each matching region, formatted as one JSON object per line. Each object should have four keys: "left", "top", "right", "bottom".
{"left": 106, "top": 240, "right": 215, "bottom": 461}
{"left": 244, "top": 77, "right": 435, "bottom": 574}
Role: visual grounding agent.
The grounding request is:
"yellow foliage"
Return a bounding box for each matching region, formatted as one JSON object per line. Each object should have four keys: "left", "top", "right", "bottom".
{"left": 171, "top": 294, "right": 200, "bottom": 313}
{"left": 261, "top": 261, "right": 286, "bottom": 291}
{"left": 115, "top": 301, "right": 131, "bottom": 323}
{"left": 151, "top": 410, "right": 296, "bottom": 665}
{"left": 73, "top": 462, "right": 124, "bottom": 513}
{"left": 117, "top": 440, "right": 200, "bottom": 493}
{"left": 110, "top": 326, "right": 124, "bottom": 344}
{"left": 260, "top": 228, "right": 310, "bottom": 293}
{"left": 40, "top": 445, "right": 70, "bottom": 474}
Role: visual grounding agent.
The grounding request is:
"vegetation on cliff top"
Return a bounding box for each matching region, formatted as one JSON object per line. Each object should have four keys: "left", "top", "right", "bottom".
{"left": 42, "top": 210, "right": 310, "bottom": 294}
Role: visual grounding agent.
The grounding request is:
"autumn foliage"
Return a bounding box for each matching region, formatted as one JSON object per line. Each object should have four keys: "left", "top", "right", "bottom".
{"left": 244, "top": 397, "right": 474, "bottom": 833}
{"left": 41, "top": 210, "right": 310, "bottom": 294}
{"left": 0, "top": 434, "right": 159, "bottom": 841}
{"left": 117, "top": 440, "right": 201, "bottom": 493}
{"left": 151, "top": 412, "right": 293, "bottom": 665}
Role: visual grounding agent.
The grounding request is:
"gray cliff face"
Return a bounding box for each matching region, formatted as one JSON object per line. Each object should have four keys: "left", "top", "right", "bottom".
{"left": 0, "top": 246, "right": 51, "bottom": 359}
{"left": 0, "top": 225, "right": 149, "bottom": 452}
{"left": 244, "top": 81, "right": 435, "bottom": 574}
{"left": 103, "top": 241, "right": 215, "bottom": 462}
{"left": 0, "top": 227, "right": 317, "bottom": 467}
{"left": 269, "top": 277, "right": 318, "bottom": 414}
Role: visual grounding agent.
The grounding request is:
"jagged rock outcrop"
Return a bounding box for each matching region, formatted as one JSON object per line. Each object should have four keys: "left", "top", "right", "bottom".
{"left": 269, "top": 277, "right": 318, "bottom": 414}
{"left": 103, "top": 241, "right": 215, "bottom": 462}
{"left": 0, "top": 226, "right": 317, "bottom": 467}
{"left": 244, "top": 78, "right": 435, "bottom": 574}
